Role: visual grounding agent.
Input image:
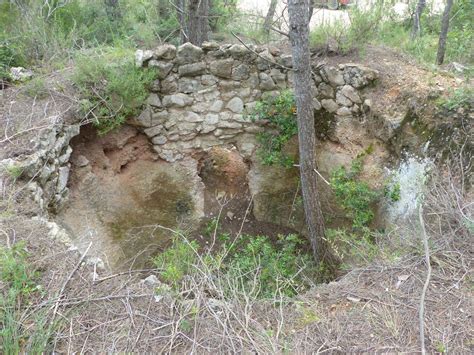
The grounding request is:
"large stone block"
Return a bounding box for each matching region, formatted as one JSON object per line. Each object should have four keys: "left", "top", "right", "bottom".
{"left": 178, "top": 62, "right": 207, "bottom": 77}
{"left": 177, "top": 43, "right": 203, "bottom": 64}
{"left": 210, "top": 58, "right": 234, "bottom": 78}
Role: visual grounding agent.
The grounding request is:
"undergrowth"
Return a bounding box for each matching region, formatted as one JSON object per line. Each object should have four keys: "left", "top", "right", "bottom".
{"left": 310, "top": 0, "right": 473, "bottom": 68}
{"left": 0, "top": 241, "right": 54, "bottom": 354}
{"left": 153, "top": 233, "right": 328, "bottom": 299}
{"left": 248, "top": 90, "right": 298, "bottom": 167}
{"left": 73, "top": 48, "right": 157, "bottom": 135}
{"left": 330, "top": 149, "right": 380, "bottom": 230}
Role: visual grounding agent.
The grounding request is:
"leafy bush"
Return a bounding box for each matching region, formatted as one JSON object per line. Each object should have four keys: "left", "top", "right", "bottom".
{"left": 330, "top": 152, "right": 379, "bottom": 229}
{"left": 73, "top": 48, "right": 157, "bottom": 135}
{"left": 248, "top": 90, "right": 298, "bottom": 167}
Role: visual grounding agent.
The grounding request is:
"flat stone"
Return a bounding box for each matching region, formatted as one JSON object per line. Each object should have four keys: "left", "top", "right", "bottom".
{"left": 321, "top": 65, "right": 345, "bottom": 87}
{"left": 336, "top": 91, "right": 353, "bottom": 107}
{"left": 313, "top": 98, "right": 322, "bottom": 111}
{"left": 184, "top": 111, "right": 203, "bottom": 122}
{"left": 231, "top": 63, "right": 250, "bottom": 80}
{"left": 151, "top": 110, "right": 169, "bottom": 126}
{"left": 154, "top": 44, "right": 176, "bottom": 60}
{"left": 318, "top": 82, "right": 334, "bottom": 98}
{"left": 340, "top": 84, "right": 362, "bottom": 104}
{"left": 202, "top": 41, "right": 220, "bottom": 50}
{"left": 129, "top": 107, "right": 152, "bottom": 127}
{"left": 148, "top": 60, "right": 174, "bottom": 79}
{"left": 259, "top": 72, "right": 276, "bottom": 91}
{"left": 210, "top": 58, "right": 234, "bottom": 78}
{"left": 226, "top": 97, "right": 244, "bottom": 113}
{"left": 178, "top": 77, "right": 202, "bottom": 93}
{"left": 228, "top": 44, "right": 247, "bottom": 58}
{"left": 321, "top": 99, "right": 339, "bottom": 113}
{"left": 146, "top": 93, "right": 162, "bottom": 108}
{"left": 256, "top": 49, "right": 275, "bottom": 70}
{"left": 57, "top": 166, "right": 69, "bottom": 192}
{"left": 278, "top": 54, "right": 293, "bottom": 68}
{"left": 72, "top": 154, "right": 89, "bottom": 167}
{"left": 336, "top": 107, "right": 352, "bottom": 116}
{"left": 178, "top": 62, "right": 207, "bottom": 77}
{"left": 201, "top": 74, "right": 218, "bottom": 86}
{"left": 135, "top": 49, "right": 153, "bottom": 67}
{"left": 176, "top": 42, "right": 203, "bottom": 64}
{"left": 144, "top": 125, "right": 163, "bottom": 138}
{"left": 160, "top": 76, "right": 178, "bottom": 94}
{"left": 209, "top": 100, "right": 224, "bottom": 112}
{"left": 162, "top": 93, "right": 193, "bottom": 108}
{"left": 143, "top": 274, "right": 160, "bottom": 287}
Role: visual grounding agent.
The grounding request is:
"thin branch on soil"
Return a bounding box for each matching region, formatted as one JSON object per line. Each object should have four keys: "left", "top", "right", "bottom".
{"left": 418, "top": 205, "right": 432, "bottom": 355}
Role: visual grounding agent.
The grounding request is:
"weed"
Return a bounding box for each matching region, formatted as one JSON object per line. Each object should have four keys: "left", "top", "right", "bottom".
{"left": 152, "top": 237, "right": 199, "bottom": 287}
{"left": 325, "top": 228, "right": 379, "bottom": 267}
{"left": 73, "top": 48, "right": 157, "bottom": 135}
{"left": 330, "top": 153, "right": 379, "bottom": 229}
{"left": 23, "top": 77, "right": 48, "bottom": 99}
{"left": 248, "top": 90, "right": 298, "bottom": 167}
{"left": 384, "top": 182, "right": 401, "bottom": 203}
{"left": 4, "top": 165, "right": 23, "bottom": 179}
{"left": 152, "top": 232, "right": 327, "bottom": 299}
{"left": 437, "top": 87, "right": 474, "bottom": 111}
{"left": 0, "top": 242, "right": 56, "bottom": 354}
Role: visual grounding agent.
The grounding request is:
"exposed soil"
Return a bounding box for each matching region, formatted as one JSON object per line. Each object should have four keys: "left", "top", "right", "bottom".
{"left": 57, "top": 127, "right": 299, "bottom": 270}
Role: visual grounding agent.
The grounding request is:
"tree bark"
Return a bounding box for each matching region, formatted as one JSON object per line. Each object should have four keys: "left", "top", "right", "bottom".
{"left": 436, "top": 0, "right": 453, "bottom": 65}
{"left": 411, "top": 0, "right": 426, "bottom": 38}
{"left": 288, "top": 0, "right": 326, "bottom": 263}
{"left": 175, "top": 0, "right": 188, "bottom": 43}
{"left": 263, "top": 0, "right": 278, "bottom": 36}
{"left": 187, "top": 0, "right": 209, "bottom": 46}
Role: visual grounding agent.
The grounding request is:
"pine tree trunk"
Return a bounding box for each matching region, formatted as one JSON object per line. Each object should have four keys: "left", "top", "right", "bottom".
{"left": 263, "top": 0, "right": 278, "bottom": 35}
{"left": 175, "top": 0, "right": 187, "bottom": 43}
{"left": 436, "top": 0, "right": 453, "bottom": 65}
{"left": 288, "top": 0, "right": 326, "bottom": 263}
{"left": 188, "top": 0, "right": 209, "bottom": 46}
{"left": 411, "top": 0, "right": 426, "bottom": 38}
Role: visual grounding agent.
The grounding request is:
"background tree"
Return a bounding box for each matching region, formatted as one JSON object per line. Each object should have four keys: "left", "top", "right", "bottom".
{"left": 287, "top": 0, "right": 327, "bottom": 263}
{"left": 188, "top": 0, "right": 210, "bottom": 45}
{"left": 436, "top": 0, "right": 454, "bottom": 65}
{"left": 263, "top": 0, "right": 278, "bottom": 36}
{"left": 411, "top": 0, "right": 426, "bottom": 38}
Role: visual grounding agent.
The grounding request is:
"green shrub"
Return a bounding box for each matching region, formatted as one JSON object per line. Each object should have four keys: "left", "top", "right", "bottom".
{"left": 73, "top": 48, "right": 157, "bottom": 135}
{"left": 23, "top": 77, "right": 48, "bottom": 99}
{"left": 248, "top": 90, "right": 298, "bottom": 167}
{"left": 223, "top": 234, "right": 323, "bottom": 298}
{"left": 153, "top": 238, "right": 199, "bottom": 287}
{"left": 330, "top": 152, "right": 379, "bottom": 229}
{"left": 152, "top": 232, "right": 327, "bottom": 299}
{"left": 437, "top": 87, "right": 474, "bottom": 111}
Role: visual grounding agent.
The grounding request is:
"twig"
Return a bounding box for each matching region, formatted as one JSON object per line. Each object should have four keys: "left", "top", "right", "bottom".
{"left": 418, "top": 205, "right": 432, "bottom": 355}
{"left": 50, "top": 242, "right": 92, "bottom": 324}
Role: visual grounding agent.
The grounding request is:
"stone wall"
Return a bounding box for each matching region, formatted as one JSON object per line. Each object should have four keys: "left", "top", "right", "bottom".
{"left": 134, "top": 42, "right": 378, "bottom": 162}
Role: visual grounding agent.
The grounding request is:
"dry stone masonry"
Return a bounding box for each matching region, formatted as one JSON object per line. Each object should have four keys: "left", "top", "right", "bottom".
{"left": 134, "top": 42, "right": 378, "bottom": 162}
